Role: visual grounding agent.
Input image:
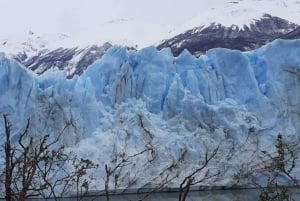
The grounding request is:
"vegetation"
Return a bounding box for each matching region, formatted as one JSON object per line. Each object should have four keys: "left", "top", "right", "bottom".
{"left": 0, "top": 115, "right": 98, "bottom": 201}
{"left": 178, "top": 145, "right": 220, "bottom": 201}
{"left": 104, "top": 148, "right": 153, "bottom": 201}
{"left": 255, "top": 134, "right": 299, "bottom": 201}
{"left": 1, "top": 113, "right": 299, "bottom": 201}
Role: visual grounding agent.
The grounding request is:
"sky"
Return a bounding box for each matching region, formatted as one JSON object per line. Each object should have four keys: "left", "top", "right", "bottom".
{"left": 1, "top": 0, "right": 299, "bottom": 48}
{"left": 0, "top": 0, "right": 220, "bottom": 36}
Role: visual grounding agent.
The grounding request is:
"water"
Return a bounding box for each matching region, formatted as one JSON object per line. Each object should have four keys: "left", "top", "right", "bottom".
{"left": 22, "top": 188, "right": 300, "bottom": 201}
{"left": 98, "top": 189, "right": 261, "bottom": 201}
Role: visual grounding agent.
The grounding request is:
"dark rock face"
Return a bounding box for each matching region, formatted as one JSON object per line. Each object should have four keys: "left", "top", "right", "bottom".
{"left": 280, "top": 26, "right": 300, "bottom": 39}
{"left": 157, "top": 14, "right": 300, "bottom": 56}
{"left": 13, "top": 42, "right": 112, "bottom": 78}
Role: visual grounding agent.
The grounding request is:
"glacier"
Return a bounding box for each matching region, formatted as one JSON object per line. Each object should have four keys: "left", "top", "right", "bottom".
{"left": 0, "top": 39, "right": 299, "bottom": 191}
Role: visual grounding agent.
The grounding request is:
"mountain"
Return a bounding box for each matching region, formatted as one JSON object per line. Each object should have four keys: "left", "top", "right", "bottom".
{"left": 0, "top": 39, "right": 299, "bottom": 192}
{"left": 157, "top": 14, "right": 300, "bottom": 56}
{"left": 0, "top": 32, "right": 113, "bottom": 78}
{"left": 13, "top": 42, "right": 112, "bottom": 78}
{"left": 2, "top": 0, "right": 300, "bottom": 77}
{"left": 3, "top": 13, "right": 300, "bottom": 77}
{"left": 0, "top": 19, "right": 170, "bottom": 78}
{"left": 156, "top": 0, "right": 300, "bottom": 56}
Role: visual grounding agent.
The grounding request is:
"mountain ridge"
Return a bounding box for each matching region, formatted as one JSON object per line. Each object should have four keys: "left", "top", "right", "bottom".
{"left": 1, "top": 0, "right": 300, "bottom": 76}
{"left": 157, "top": 14, "right": 300, "bottom": 56}
{"left": 8, "top": 13, "right": 300, "bottom": 77}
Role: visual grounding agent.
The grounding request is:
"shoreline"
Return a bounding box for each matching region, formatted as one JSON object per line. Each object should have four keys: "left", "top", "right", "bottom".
{"left": 77, "top": 185, "right": 257, "bottom": 197}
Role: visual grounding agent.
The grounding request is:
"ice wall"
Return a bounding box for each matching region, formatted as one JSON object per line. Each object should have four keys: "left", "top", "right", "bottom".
{"left": 0, "top": 39, "right": 299, "bottom": 188}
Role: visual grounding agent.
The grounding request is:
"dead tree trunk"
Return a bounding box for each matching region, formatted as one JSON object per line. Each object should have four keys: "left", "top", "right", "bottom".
{"left": 4, "top": 115, "right": 13, "bottom": 201}
{"left": 178, "top": 145, "right": 220, "bottom": 201}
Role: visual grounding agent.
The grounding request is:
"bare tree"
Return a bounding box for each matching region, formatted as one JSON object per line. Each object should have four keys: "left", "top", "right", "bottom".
{"left": 178, "top": 145, "right": 220, "bottom": 201}
{"left": 1, "top": 115, "right": 98, "bottom": 201}
{"left": 3, "top": 115, "right": 41, "bottom": 201}
{"left": 104, "top": 147, "right": 154, "bottom": 201}
{"left": 4, "top": 114, "right": 14, "bottom": 201}
{"left": 255, "top": 134, "right": 299, "bottom": 201}
{"left": 33, "top": 150, "right": 98, "bottom": 201}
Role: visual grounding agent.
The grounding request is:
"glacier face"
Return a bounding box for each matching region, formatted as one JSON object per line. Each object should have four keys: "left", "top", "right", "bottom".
{"left": 0, "top": 39, "right": 299, "bottom": 190}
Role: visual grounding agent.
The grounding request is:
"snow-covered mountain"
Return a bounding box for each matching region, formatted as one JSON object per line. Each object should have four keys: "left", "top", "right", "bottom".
{"left": 157, "top": 14, "right": 300, "bottom": 56}
{"left": 0, "top": 19, "right": 170, "bottom": 78}
{"left": 157, "top": 0, "right": 300, "bottom": 56}
{"left": 0, "top": 32, "right": 113, "bottom": 78}
{"left": 3, "top": 14, "right": 300, "bottom": 77}
{"left": 2, "top": 1, "right": 300, "bottom": 76}
{"left": 13, "top": 42, "right": 112, "bottom": 78}
{"left": 162, "top": 0, "right": 300, "bottom": 53}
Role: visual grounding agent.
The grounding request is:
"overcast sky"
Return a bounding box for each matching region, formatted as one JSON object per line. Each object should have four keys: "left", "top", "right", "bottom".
{"left": 0, "top": 0, "right": 220, "bottom": 36}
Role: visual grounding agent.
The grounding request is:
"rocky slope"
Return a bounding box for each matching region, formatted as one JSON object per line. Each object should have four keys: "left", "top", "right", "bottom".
{"left": 12, "top": 42, "right": 112, "bottom": 78}
{"left": 157, "top": 14, "right": 300, "bottom": 56}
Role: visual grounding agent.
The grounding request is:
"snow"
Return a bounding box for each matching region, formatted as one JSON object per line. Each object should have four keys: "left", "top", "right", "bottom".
{"left": 172, "top": 0, "right": 300, "bottom": 35}
{"left": 0, "top": 19, "right": 172, "bottom": 57}
{"left": 0, "top": 39, "right": 299, "bottom": 191}
{"left": 2, "top": 0, "right": 300, "bottom": 58}
{"left": 0, "top": 32, "right": 69, "bottom": 57}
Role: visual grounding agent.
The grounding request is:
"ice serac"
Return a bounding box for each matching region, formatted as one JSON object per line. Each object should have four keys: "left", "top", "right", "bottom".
{"left": 0, "top": 39, "right": 299, "bottom": 190}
